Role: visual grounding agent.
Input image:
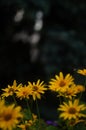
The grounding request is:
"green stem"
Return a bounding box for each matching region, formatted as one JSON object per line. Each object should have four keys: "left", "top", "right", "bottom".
{"left": 68, "top": 126, "right": 73, "bottom": 130}
{"left": 36, "top": 99, "right": 40, "bottom": 120}
{"left": 66, "top": 121, "right": 74, "bottom": 130}
{"left": 12, "top": 95, "right": 17, "bottom": 105}
{"left": 36, "top": 99, "right": 40, "bottom": 130}
{"left": 79, "top": 91, "right": 83, "bottom": 101}
{"left": 26, "top": 99, "right": 32, "bottom": 120}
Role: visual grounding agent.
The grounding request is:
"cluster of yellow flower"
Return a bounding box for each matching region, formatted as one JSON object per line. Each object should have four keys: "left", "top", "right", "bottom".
{"left": 49, "top": 69, "right": 86, "bottom": 126}
{"left": 0, "top": 79, "right": 47, "bottom": 130}
{"left": 0, "top": 69, "right": 86, "bottom": 130}
{"left": 49, "top": 72, "right": 85, "bottom": 99}
{"left": 1, "top": 80, "right": 47, "bottom": 101}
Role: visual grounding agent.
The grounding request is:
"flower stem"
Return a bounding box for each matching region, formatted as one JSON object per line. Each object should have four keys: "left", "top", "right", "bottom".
{"left": 36, "top": 99, "right": 40, "bottom": 120}
{"left": 67, "top": 121, "right": 74, "bottom": 130}
{"left": 26, "top": 98, "right": 32, "bottom": 120}
{"left": 68, "top": 126, "right": 73, "bottom": 130}
{"left": 12, "top": 95, "right": 17, "bottom": 105}
{"left": 36, "top": 99, "right": 40, "bottom": 130}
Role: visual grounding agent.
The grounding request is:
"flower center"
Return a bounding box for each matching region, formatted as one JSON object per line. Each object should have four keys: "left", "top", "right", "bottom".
{"left": 4, "top": 113, "right": 12, "bottom": 121}
{"left": 23, "top": 91, "right": 27, "bottom": 95}
{"left": 66, "top": 91, "right": 72, "bottom": 96}
{"left": 8, "top": 88, "right": 14, "bottom": 93}
{"left": 59, "top": 80, "right": 66, "bottom": 87}
{"left": 68, "top": 107, "right": 77, "bottom": 114}
{"left": 32, "top": 86, "right": 38, "bottom": 91}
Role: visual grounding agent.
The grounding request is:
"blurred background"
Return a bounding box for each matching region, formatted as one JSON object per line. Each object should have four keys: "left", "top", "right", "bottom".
{"left": 0, "top": 0, "right": 86, "bottom": 120}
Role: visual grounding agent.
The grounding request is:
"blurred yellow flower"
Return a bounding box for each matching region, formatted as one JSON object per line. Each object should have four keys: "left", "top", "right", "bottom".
{"left": 18, "top": 123, "right": 28, "bottom": 130}
{"left": 16, "top": 85, "right": 32, "bottom": 100}
{"left": 75, "top": 85, "right": 85, "bottom": 93}
{"left": 77, "top": 69, "right": 86, "bottom": 76}
{"left": 1, "top": 80, "right": 22, "bottom": 98}
{"left": 49, "top": 72, "right": 74, "bottom": 93}
{"left": 27, "top": 113, "right": 37, "bottom": 126}
{"left": 28, "top": 80, "right": 47, "bottom": 100}
{"left": 18, "top": 120, "right": 34, "bottom": 130}
{"left": 58, "top": 84, "right": 77, "bottom": 99}
{"left": 18, "top": 113, "right": 37, "bottom": 130}
{"left": 0, "top": 104, "right": 23, "bottom": 130}
{"left": 65, "top": 84, "right": 85, "bottom": 98}
{"left": 58, "top": 99, "right": 86, "bottom": 120}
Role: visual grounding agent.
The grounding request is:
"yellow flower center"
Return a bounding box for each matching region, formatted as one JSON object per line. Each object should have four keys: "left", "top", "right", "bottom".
{"left": 4, "top": 113, "right": 12, "bottom": 121}
{"left": 66, "top": 91, "right": 72, "bottom": 95}
{"left": 8, "top": 88, "right": 14, "bottom": 93}
{"left": 59, "top": 80, "right": 66, "bottom": 87}
{"left": 32, "top": 86, "right": 38, "bottom": 91}
{"left": 68, "top": 107, "right": 77, "bottom": 114}
{"left": 23, "top": 91, "right": 27, "bottom": 95}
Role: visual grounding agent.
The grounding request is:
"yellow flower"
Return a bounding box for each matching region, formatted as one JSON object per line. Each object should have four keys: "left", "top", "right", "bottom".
{"left": 61, "top": 84, "right": 85, "bottom": 99}
{"left": 18, "top": 113, "right": 37, "bottom": 130}
{"left": 49, "top": 72, "right": 74, "bottom": 93}
{"left": 18, "top": 121, "right": 34, "bottom": 130}
{"left": 0, "top": 104, "right": 23, "bottom": 130}
{"left": 77, "top": 69, "right": 86, "bottom": 76}
{"left": 27, "top": 113, "right": 37, "bottom": 126}
{"left": 15, "top": 85, "right": 32, "bottom": 100}
{"left": 75, "top": 85, "right": 85, "bottom": 93}
{"left": 28, "top": 80, "right": 47, "bottom": 100}
{"left": 58, "top": 99, "right": 86, "bottom": 120}
{"left": 18, "top": 123, "right": 28, "bottom": 130}
{"left": 58, "top": 84, "right": 77, "bottom": 99}
{"left": 1, "top": 80, "right": 22, "bottom": 98}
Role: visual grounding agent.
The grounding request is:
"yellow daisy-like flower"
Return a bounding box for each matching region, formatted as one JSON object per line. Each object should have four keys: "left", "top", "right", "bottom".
{"left": 49, "top": 72, "right": 74, "bottom": 93}
{"left": 28, "top": 80, "right": 47, "bottom": 100}
{"left": 0, "top": 104, "right": 23, "bottom": 130}
{"left": 58, "top": 84, "right": 77, "bottom": 99}
{"left": 15, "top": 85, "right": 32, "bottom": 100}
{"left": 61, "top": 84, "right": 85, "bottom": 99}
{"left": 18, "top": 121, "right": 34, "bottom": 130}
{"left": 58, "top": 99, "right": 86, "bottom": 120}
{"left": 26, "top": 113, "right": 37, "bottom": 126}
{"left": 1, "top": 80, "right": 22, "bottom": 98}
{"left": 18, "top": 113, "right": 37, "bottom": 130}
{"left": 77, "top": 69, "right": 86, "bottom": 76}
{"left": 75, "top": 85, "right": 85, "bottom": 93}
{"left": 18, "top": 123, "right": 28, "bottom": 130}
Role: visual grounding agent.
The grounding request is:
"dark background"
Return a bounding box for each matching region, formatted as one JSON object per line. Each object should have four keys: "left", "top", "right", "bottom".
{"left": 0, "top": 0, "right": 86, "bottom": 120}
